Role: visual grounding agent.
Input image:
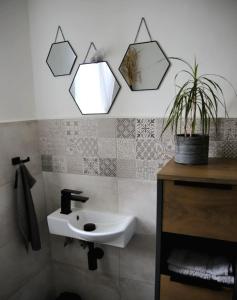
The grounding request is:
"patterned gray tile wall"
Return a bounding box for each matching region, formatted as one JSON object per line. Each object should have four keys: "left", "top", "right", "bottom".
{"left": 38, "top": 118, "right": 237, "bottom": 180}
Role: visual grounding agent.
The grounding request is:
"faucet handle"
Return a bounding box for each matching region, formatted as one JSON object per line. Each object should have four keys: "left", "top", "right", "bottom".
{"left": 61, "top": 189, "right": 83, "bottom": 196}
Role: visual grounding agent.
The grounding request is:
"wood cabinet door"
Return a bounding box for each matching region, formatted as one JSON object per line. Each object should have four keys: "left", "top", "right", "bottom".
{"left": 162, "top": 180, "right": 237, "bottom": 242}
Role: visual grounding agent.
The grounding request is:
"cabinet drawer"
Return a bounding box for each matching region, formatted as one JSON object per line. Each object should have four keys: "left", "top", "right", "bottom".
{"left": 162, "top": 180, "right": 237, "bottom": 242}
{"left": 160, "top": 275, "right": 232, "bottom": 300}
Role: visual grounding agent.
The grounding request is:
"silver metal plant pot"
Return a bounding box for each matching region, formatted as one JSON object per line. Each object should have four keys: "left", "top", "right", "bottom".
{"left": 175, "top": 134, "right": 209, "bottom": 165}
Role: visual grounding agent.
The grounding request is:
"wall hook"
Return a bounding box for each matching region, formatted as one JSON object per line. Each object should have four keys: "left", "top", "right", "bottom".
{"left": 12, "top": 156, "right": 30, "bottom": 166}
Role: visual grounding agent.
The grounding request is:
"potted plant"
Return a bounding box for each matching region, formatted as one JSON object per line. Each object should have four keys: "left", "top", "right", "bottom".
{"left": 162, "top": 57, "right": 234, "bottom": 165}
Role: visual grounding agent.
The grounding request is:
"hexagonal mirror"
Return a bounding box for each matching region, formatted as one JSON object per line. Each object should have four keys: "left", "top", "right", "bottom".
{"left": 119, "top": 41, "right": 170, "bottom": 91}
{"left": 46, "top": 41, "right": 77, "bottom": 77}
{"left": 69, "top": 62, "right": 121, "bottom": 114}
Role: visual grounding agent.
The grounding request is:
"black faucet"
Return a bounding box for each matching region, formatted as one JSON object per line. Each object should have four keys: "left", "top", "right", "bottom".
{"left": 61, "top": 189, "right": 89, "bottom": 215}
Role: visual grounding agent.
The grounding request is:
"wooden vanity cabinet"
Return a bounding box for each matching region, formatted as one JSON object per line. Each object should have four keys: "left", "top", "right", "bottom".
{"left": 155, "top": 159, "right": 237, "bottom": 300}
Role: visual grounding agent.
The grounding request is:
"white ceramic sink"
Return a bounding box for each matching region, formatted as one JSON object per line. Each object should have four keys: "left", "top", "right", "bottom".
{"left": 47, "top": 208, "right": 136, "bottom": 248}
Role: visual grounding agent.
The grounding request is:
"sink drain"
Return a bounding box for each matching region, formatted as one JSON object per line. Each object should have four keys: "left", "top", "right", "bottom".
{"left": 84, "top": 223, "right": 96, "bottom": 231}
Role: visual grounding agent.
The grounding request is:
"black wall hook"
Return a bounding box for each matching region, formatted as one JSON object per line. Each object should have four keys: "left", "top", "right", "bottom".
{"left": 12, "top": 156, "right": 30, "bottom": 166}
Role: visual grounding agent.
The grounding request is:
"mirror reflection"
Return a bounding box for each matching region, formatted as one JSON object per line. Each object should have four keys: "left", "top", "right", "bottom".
{"left": 46, "top": 41, "right": 77, "bottom": 77}
{"left": 119, "top": 41, "right": 170, "bottom": 91}
{"left": 69, "top": 62, "right": 121, "bottom": 114}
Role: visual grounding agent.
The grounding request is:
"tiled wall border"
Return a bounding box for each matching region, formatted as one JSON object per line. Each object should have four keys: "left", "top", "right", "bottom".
{"left": 38, "top": 118, "right": 237, "bottom": 181}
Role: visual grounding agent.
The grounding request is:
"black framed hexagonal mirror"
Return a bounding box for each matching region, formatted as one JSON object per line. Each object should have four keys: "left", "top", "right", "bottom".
{"left": 119, "top": 18, "right": 170, "bottom": 91}
{"left": 69, "top": 43, "right": 121, "bottom": 115}
{"left": 46, "top": 26, "right": 77, "bottom": 77}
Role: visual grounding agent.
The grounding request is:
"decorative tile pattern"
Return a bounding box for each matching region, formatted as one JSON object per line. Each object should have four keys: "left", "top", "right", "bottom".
{"left": 66, "top": 137, "right": 98, "bottom": 156}
{"left": 83, "top": 158, "right": 99, "bottom": 175}
{"left": 136, "top": 160, "right": 160, "bottom": 180}
{"left": 78, "top": 119, "right": 98, "bottom": 137}
{"left": 39, "top": 136, "right": 65, "bottom": 155}
{"left": 39, "top": 137, "right": 53, "bottom": 155}
{"left": 117, "top": 139, "right": 136, "bottom": 159}
{"left": 53, "top": 137, "right": 67, "bottom": 155}
{"left": 159, "top": 139, "right": 175, "bottom": 159}
{"left": 223, "top": 140, "right": 237, "bottom": 158}
{"left": 79, "top": 138, "right": 98, "bottom": 156}
{"left": 41, "top": 154, "right": 53, "bottom": 172}
{"left": 156, "top": 118, "right": 174, "bottom": 141}
{"left": 38, "top": 117, "right": 237, "bottom": 181}
{"left": 62, "top": 119, "right": 97, "bottom": 137}
{"left": 97, "top": 119, "right": 116, "bottom": 138}
{"left": 136, "top": 119, "right": 155, "bottom": 138}
{"left": 117, "top": 159, "right": 136, "bottom": 178}
{"left": 61, "top": 119, "right": 80, "bottom": 137}
{"left": 38, "top": 119, "right": 63, "bottom": 138}
{"left": 116, "top": 119, "right": 136, "bottom": 139}
{"left": 209, "top": 141, "right": 224, "bottom": 158}
{"left": 66, "top": 137, "right": 78, "bottom": 155}
{"left": 52, "top": 155, "right": 67, "bottom": 173}
{"left": 200, "top": 119, "right": 225, "bottom": 141}
{"left": 99, "top": 158, "right": 117, "bottom": 177}
{"left": 157, "top": 156, "right": 171, "bottom": 169}
{"left": 52, "top": 138, "right": 66, "bottom": 155}
{"left": 98, "top": 138, "right": 116, "bottom": 158}
{"left": 224, "top": 119, "right": 237, "bottom": 140}
{"left": 157, "top": 151, "right": 174, "bottom": 165}
{"left": 67, "top": 155, "right": 83, "bottom": 174}
{"left": 136, "top": 139, "right": 158, "bottom": 160}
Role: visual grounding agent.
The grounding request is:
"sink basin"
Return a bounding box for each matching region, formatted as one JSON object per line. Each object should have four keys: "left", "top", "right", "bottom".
{"left": 47, "top": 208, "right": 136, "bottom": 248}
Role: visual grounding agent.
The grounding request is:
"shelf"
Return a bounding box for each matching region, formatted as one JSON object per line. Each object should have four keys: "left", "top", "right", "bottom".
{"left": 160, "top": 233, "right": 236, "bottom": 291}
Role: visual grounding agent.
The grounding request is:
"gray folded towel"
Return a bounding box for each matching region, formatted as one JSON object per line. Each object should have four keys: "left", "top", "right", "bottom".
{"left": 168, "top": 249, "right": 234, "bottom": 285}
{"left": 15, "top": 164, "right": 41, "bottom": 251}
{"left": 168, "top": 264, "right": 234, "bottom": 285}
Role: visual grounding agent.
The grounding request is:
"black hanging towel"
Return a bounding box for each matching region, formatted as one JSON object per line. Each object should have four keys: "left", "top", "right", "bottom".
{"left": 15, "top": 163, "right": 41, "bottom": 251}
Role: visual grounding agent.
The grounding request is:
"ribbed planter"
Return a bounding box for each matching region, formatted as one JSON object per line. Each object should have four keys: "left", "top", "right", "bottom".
{"left": 175, "top": 134, "right": 209, "bottom": 165}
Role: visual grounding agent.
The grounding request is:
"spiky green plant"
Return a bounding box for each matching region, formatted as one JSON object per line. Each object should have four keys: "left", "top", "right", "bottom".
{"left": 162, "top": 57, "right": 235, "bottom": 137}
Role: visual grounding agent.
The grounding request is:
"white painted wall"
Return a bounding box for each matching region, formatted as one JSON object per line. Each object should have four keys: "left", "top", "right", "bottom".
{"left": 0, "top": 0, "right": 36, "bottom": 122}
{"left": 28, "top": 0, "right": 237, "bottom": 119}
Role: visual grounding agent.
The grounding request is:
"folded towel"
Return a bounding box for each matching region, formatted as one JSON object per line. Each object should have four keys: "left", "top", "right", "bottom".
{"left": 168, "top": 264, "right": 234, "bottom": 285}
{"left": 170, "top": 272, "right": 230, "bottom": 290}
{"left": 167, "top": 248, "right": 234, "bottom": 286}
{"left": 168, "top": 249, "right": 233, "bottom": 276}
{"left": 15, "top": 164, "right": 41, "bottom": 251}
{"left": 208, "top": 256, "right": 233, "bottom": 276}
